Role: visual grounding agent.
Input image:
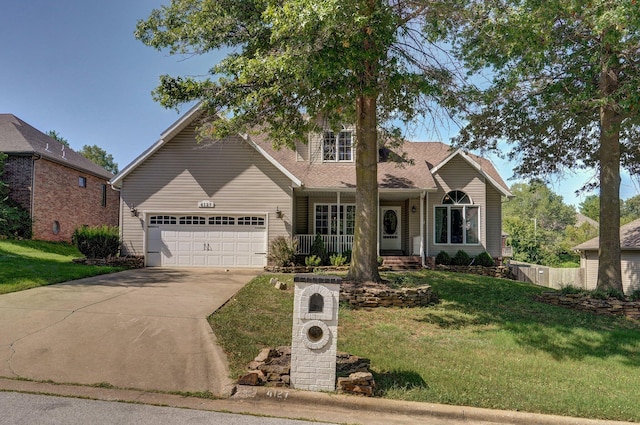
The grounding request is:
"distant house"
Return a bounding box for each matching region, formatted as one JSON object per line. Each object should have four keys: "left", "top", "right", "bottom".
{"left": 111, "top": 105, "right": 511, "bottom": 269}
{"left": 574, "top": 218, "right": 640, "bottom": 294}
{"left": 0, "top": 114, "right": 119, "bottom": 242}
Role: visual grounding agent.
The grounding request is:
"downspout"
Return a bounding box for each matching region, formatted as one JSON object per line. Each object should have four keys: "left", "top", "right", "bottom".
{"left": 420, "top": 191, "right": 425, "bottom": 267}
{"left": 31, "top": 154, "right": 41, "bottom": 219}
{"left": 336, "top": 191, "right": 341, "bottom": 253}
{"left": 426, "top": 192, "right": 430, "bottom": 260}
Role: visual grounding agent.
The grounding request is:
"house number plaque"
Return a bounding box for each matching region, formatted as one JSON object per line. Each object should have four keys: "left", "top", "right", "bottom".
{"left": 198, "top": 200, "right": 215, "bottom": 208}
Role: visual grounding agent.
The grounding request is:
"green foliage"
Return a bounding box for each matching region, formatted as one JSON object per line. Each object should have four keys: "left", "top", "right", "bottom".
{"left": 435, "top": 250, "right": 451, "bottom": 265}
{"left": 474, "top": 251, "right": 495, "bottom": 267}
{"left": 0, "top": 153, "right": 32, "bottom": 238}
{"left": 310, "top": 234, "right": 328, "bottom": 265}
{"left": 590, "top": 288, "right": 626, "bottom": 301}
{"left": 79, "top": 144, "right": 119, "bottom": 174}
{"left": 267, "top": 236, "right": 298, "bottom": 267}
{"left": 629, "top": 289, "right": 640, "bottom": 301}
{"left": 341, "top": 250, "right": 352, "bottom": 263}
{"left": 72, "top": 225, "right": 120, "bottom": 259}
{"left": 579, "top": 195, "right": 600, "bottom": 222}
{"left": 329, "top": 253, "right": 348, "bottom": 267}
{"left": 304, "top": 255, "right": 322, "bottom": 267}
{"left": 451, "top": 250, "right": 471, "bottom": 266}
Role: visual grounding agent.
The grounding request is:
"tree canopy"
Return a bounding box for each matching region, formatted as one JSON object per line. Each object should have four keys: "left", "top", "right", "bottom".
{"left": 79, "top": 145, "right": 119, "bottom": 175}
{"left": 47, "top": 130, "right": 69, "bottom": 146}
{"left": 451, "top": 0, "right": 640, "bottom": 291}
{"left": 135, "top": 0, "right": 462, "bottom": 282}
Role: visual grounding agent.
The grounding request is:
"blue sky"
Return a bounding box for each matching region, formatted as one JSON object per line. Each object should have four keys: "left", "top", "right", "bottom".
{"left": 1, "top": 1, "right": 636, "bottom": 207}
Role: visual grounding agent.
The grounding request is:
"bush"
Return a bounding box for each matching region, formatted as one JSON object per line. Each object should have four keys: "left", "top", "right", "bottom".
{"left": 305, "top": 255, "right": 322, "bottom": 266}
{"left": 310, "top": 234, "right": 328, "bottom": 265}
{"left": 0, "top": 200, "right": 32, "bottom": 239}
{"left": 341, "top": 250, "right": 352, "bottom": 263}
{"left": 591, "top": 288, "right": 626, "bottom": 301}
{"left": 630, "top": 289, "right": 640, "bottom": 301}
{"left": 435, "top": 250, "right": 451, "bottom": 265}
{"left": 329, "top": 253, "right": 348, "bottom": 266}
{"left": 267, "top": 236, "right": 298, "bottom": 267}
{"left": 72, "top": 225, "right": 119, "bottom": 259}
{"left": 452, "top": 250, "right": 471, "bottom": 266}
{"left": 475, "top": 251, "right": 495, "bottom": 267}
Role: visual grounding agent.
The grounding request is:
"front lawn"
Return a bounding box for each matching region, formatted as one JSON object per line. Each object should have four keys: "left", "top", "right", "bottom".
{"left": 209, "top": 271, "right": 640, "bottom": 422}
{"left": 0, "top": 239, "right": 125, "bottom": 294}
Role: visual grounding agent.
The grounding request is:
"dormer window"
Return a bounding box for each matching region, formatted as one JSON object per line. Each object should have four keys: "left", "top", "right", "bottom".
{"left": 323, "top": 131, "right": 353, "bottom": 162}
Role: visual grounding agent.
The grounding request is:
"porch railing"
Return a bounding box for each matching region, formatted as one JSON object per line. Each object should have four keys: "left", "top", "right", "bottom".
{"left": 295, "top": 235, "right": 354, "bottom": 255}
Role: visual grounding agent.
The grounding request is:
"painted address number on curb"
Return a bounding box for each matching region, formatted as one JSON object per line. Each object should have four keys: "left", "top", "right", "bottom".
{"left": 266, "top": 390, "right": 289, "bottom": 400}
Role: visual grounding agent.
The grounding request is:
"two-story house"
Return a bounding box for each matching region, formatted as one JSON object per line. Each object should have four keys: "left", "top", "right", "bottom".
{"left": 0, "top": 114, "right": 119, "bottom": 242}
{"left": 111, "top": 104, "right": 511, "bottom": 268}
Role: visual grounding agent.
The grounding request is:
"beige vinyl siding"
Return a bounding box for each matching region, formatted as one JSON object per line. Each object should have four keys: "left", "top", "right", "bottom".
{"left": 429, "top": 156, "right": 487, "bottom": 257}
{"left": 485, "top": 185, "right": 502, "bottom": 258}
{"left": 295, "top": 140, "right": 309, "bottom": 162}
{"left": 295, "top": 195, "right": 308, "bottom": 234}
{"left": 582, "top": 250, "right": 640, "bottom": 294}
{"left": 119, "top": 126, "right": 293, "bottom": 256}
{"left": 408, "top": 197, "right": 421, "bottom": 255}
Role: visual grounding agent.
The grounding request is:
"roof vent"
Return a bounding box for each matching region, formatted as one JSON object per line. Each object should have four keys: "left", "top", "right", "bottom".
{"left": 45, "top": 143, "right": 50, "bottom": 152}
{"left": 61, "top": 145, "right": 66, "bottom": 160}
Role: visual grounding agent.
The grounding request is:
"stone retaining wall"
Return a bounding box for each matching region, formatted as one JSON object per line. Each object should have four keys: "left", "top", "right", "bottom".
{"left": 434, "top": 264, "right": 513, "bottom": 279}
{"left": 340, "top": 283, "right": 436, "bottom": 308}
{"left": 537, "top": 292, "right": 640, "bottom": 320}
{"left": 72, "top": 255, "right": 145, "bottom": 269}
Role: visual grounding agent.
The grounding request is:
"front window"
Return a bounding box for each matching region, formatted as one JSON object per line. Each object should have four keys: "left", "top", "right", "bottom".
{"left": 315, "top": 204, "right": 355, "bottom": 235}
{"left": 323, "top": 131, "right": 353, "bottom": 162}
{"left": 435, "top": 191, "right": 480, "bottom": 245}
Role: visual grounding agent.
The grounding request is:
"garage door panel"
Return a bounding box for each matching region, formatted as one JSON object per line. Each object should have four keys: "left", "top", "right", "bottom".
{"left": 150, "top": 218, "right": 266, "bottom": 268}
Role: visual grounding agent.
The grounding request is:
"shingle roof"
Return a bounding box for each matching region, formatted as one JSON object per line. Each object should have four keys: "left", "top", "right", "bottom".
{"left": 0, "top": 114, "right": 113, "bottom": 179}
{"left": 251, "top": 133, "right": 509, "bottom": 193}
{"left": 574, "top": 217, "right": 640, "bottom": 251}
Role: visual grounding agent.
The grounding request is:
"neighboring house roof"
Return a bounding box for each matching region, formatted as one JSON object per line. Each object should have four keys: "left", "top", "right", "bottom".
{"left": 574, "top": 217, "right": 640, "bottom": 251}
{"left": 112, "top": 105, "right": 511, "bottom": 196}
{"left": 575, "top": 212, "right": 599, "bottom": 228}
{"left": 0, "top": 114, "right": 113, "bottom": 179}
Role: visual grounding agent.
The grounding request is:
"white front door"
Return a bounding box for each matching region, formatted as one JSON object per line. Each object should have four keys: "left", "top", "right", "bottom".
{"left": 380, "top": 207, "right": 401, "bottom": 250}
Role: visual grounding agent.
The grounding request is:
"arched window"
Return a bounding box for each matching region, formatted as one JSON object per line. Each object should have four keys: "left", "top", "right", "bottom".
{"left": 435, "top": 190, "right": 480, "bottom": 245}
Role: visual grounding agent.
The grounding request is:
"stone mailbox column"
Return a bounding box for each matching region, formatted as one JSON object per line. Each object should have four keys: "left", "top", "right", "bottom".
{"left": 290, "top": 274, "right": 341, "bottom": 391}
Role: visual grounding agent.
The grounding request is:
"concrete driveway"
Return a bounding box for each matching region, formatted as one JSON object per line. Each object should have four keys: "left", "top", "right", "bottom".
{"left": 0, "top": 268, "right": 259, "bottom": 395}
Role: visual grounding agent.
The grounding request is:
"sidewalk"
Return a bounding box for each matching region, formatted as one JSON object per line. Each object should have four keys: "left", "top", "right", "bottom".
{"left": 0, "top": 378, "right": 632, "bottom": 425}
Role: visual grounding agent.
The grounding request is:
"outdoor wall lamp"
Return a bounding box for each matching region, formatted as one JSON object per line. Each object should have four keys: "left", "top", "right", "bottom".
{"left": 412, "top": 205, "right": 417, "bottom": 213}
{"left": 130, "top": 205, "right": 138, "bottom": 217}
{"left": 276, "top": 206, "right": 283, "bottom": 219}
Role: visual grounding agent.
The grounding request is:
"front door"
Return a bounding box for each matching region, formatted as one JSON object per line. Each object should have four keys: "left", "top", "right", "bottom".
{"left": 380, "top": 207, "right": 401, "bottom": 250}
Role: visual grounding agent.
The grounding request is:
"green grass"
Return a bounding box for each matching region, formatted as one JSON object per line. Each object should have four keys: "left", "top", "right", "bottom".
{"left": 210, "top": 270, "right": 640, "bottom": 422}
{"left": 0, "top": 239, "right": 125, "bottom": 294}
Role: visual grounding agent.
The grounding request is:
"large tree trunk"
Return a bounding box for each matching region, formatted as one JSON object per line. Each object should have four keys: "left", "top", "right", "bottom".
{"left": 596, "top": 55, "right": 623, "bottom": 292}
{"left": 347, "top": 94, "right": 381, "bottom": 283}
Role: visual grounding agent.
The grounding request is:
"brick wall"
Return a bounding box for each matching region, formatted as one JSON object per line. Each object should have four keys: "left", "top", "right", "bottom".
{"left": 32, "top": 159, "right": 119, "bottom": 242}
{"left": 3, "top": 155, "right": 34, "bottom": 214}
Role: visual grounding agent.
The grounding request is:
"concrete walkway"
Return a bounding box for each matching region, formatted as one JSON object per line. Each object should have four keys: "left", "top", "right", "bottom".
{"left": 0, "top": 268, "right": 258, "bottom": 395}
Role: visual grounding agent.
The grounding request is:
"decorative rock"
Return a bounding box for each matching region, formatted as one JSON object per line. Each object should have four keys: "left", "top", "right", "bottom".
{"left": 537, "top": 292, "right": 640, "bottom": 320}
{"left": 255, "top": 347, "right": 277, "bottom": 363}
{"left": 337, "top": 372, "right": 375, "bottom": 396}
{"left": 340, "top": 283, "right": 436, "bottom": 309}
{"left": 238, "top": 370, "right": 265, "bottom": 386}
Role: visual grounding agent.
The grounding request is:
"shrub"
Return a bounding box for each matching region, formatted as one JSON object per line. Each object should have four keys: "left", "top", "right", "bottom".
{"left": 267, "top": 236, "right": 298, "bottom": 267}
{"left": 72, "top": 225, "right": 120, "bottom": 259}
{"left": 341, "top": 250, "right": 352, "bottom": 263}
{"left": 0, "top": 200, "right": 32, "bottom": 239}
{"left": 310, "top": 234, "right": 328, "bottom": 265}
{"left": 435, "top": 250, "right": 451, "bottom": 265}
{"left": 305, "top": 255, "right": 322, "bottom": 266}
{"left": 591, "top": 288, "right": 626, "bottom": 301}
{"left": 377, "top": 256, "right": 384, "bottom": 266}
{"left": 559, "top": 285, "right": 587, "bottom": 296}
{"left": 629, "top": 289, "right": 640, "bottom": 301}
{"left": 329, "top": 253, "right": 348, "bottom": 266}
{"left": 451, "top": 250, "right": 471, "bottom": 266}
{"left": 475, "top": 251, "right": 495, "bottom": 267}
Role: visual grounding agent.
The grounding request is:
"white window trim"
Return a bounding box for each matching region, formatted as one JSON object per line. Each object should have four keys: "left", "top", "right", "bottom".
{"left": 433, "top": 196, "right": 482, "bottom": 246}
{"left": 322, "top": 130, "right": 354, "bottom": 163}
{"left": 313, "top": 203, "right": 356, "bottom": 235}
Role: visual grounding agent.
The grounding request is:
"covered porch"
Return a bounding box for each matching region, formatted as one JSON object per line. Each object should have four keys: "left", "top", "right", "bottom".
{"left": 292, "top": 189, "right": 428, "bottom": 263}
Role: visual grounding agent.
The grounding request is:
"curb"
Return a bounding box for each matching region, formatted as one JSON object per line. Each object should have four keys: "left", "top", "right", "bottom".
{"left": 0, "top": 378, "right": 633, "bottom": 425}
{"left": 236, "top": 385, "right": 634, "bottom": 425}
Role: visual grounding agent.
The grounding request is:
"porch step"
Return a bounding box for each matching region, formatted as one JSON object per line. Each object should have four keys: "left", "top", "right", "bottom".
{"left": 382, "top": 255, "right": 423, "bottom": 271}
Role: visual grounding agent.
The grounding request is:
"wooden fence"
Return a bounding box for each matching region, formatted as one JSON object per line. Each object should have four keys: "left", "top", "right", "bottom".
{"left": 509, "top": 261, "right": 584, "bottom": 290}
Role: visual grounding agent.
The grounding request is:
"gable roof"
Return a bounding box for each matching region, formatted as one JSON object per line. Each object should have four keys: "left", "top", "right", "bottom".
{"left": 111, "top": 104, "right": 302, "bottom": 188}
{"left": 574, "top": 218, "right": 640, "bottom": 251}
{"left": 0, "top": 114, "right": 113, "bottom": 179}
{"left": 112, "top": 105, "right": 511, "bottom": 195}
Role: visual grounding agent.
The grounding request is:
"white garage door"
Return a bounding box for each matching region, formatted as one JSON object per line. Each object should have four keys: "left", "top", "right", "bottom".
{"left": 146, "top": 215, "right": 267, "bottom": 268}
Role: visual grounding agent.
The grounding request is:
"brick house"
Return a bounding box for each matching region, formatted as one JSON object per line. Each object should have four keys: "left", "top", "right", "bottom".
{"left": 0, "top": 114, "right": 119, "bottom": 242}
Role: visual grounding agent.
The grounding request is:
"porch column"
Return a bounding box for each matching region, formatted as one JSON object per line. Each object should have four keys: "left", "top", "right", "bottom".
{"left": 420, "top": 191, "right": 425, "bottom": 267}
{"left": 336, "top": 191, "right": 341, "bottom": 253}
